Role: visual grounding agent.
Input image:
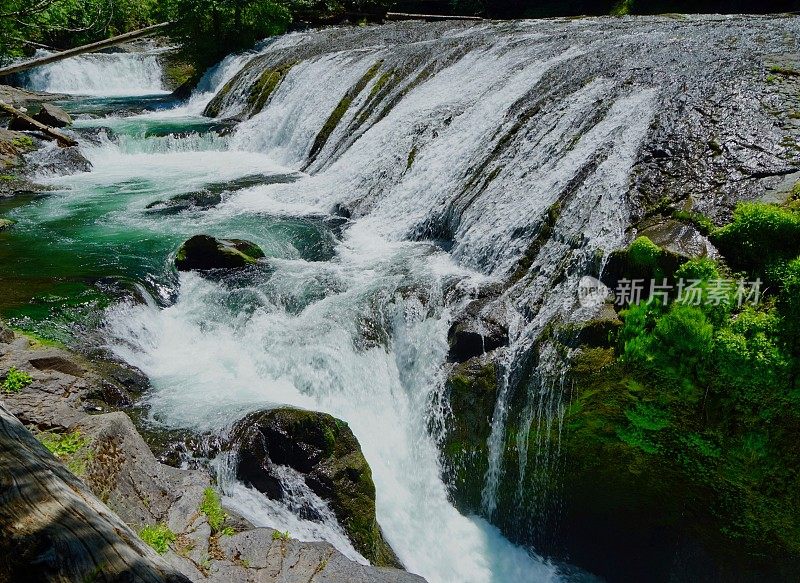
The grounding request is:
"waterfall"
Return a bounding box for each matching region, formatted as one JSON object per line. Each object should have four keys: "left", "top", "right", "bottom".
{"left": 21, "top": 48, "right": 167, "bottom": 96}
{"left": 17, "top": 14, "right": 794, "bottom": 583}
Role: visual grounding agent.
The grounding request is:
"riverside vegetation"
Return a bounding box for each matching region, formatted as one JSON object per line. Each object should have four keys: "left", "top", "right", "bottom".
{"left": 441, "top": 194, "right": 800, "bottom": 580}
{"left": 550, "top": 195, "right": 800, "bottom": 579}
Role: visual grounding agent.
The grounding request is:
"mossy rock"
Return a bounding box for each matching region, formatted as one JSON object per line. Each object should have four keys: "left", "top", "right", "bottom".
{"left": 246, "top": 63, "right": 294, "bottom": 116}
{"left": 441, "top": 355, "right": 499, "bottom": 512}
{"left": 0, "top": 218, "right": 16, "bottom": 231}
{"left": 554, "top": 340, "right": 800, "bottom": 581}
{"left": 308, "top": 60, "right": 384, "bottom": 161}
{"left": 556, "top": 304, "right": 622, "bottom": 348}
{"left": 230, "top": 407, "right": 401, "bottom": 567}
{"left": 174, "top": 235, "right": 265, "bottom": 271}
{"left": 601, "top": 235, "right": 684, "bottom": 292}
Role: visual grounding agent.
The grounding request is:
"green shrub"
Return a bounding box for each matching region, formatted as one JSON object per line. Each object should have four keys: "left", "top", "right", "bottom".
{"left": 610, "top": 0, "right": 633, "bottom": 15}
{"left": 2, "top": 367, "right": 32, "bottom": 393}
{"left": 675, "top": 257, "right": 720, "bottom": 282}
{"left": 628, "top": 236, "right": 662, "bottom": 269}
{"left": 200, "top": 487, "right": 227, "bottom": 533}
{"left": 139, "top": 523, "right": 176, "bottom": 554}
{"left": 712, "top": 203, "right": 800, "bottom": 277}
{"left": 713, "top": 309, "right": 790, "bottom": 414}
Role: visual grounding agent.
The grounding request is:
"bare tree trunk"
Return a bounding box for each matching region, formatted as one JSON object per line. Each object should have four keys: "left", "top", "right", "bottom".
{"left": 0, "top": 102, "right": 77, "bottom": 146}
{"left": 0, "top": 403, "right": 191, "bottom": 582}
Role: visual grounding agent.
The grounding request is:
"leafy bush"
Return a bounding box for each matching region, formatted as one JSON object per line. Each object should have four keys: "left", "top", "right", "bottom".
{"left": 2, "top": 367, "right": 32, "bottom": 393}
{"left": 139, "top": 523, "right": 176, "bottom": 554}
{"left": 674, "top": 257, "right": 720, "bottom": 281}
{"left": 712, "top": 202, "right": 800, "bottom": 279}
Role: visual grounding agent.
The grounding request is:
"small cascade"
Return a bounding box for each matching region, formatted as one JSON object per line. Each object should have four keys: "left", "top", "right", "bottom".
{"left": 214, "top": 452, "right": 366, "bottom": 564}
{"left": 21, "top": 48, "right": 167, "bottom": 96}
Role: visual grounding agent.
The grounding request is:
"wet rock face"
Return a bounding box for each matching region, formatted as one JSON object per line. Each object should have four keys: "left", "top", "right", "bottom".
{"left": 441, "top": 355, "right": 498, "bottom": 513}
{"left": 447, "top": 298, "right": 509, "bottom": 362}
{"left": 230, "top": 407, "right": 401, "bottom": 568}
{"left": 175, "top": 235, "right": 265, "bottom": 271}
{"left": 638, "top": 218, "right": 717, "bottom": 260}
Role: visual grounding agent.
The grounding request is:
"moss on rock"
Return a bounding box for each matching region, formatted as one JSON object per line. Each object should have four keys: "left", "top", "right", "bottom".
{"left": 175, "top": 235, "right": 265, "bottom": 271}
{"left": 309, "top": 60, "right": 384, "bottom": 161}
{"left": 230, "top": 407, "right": 400, "bottom": 567}
{"left": 441, "top": 356, "right": 498, "bottom": 512}
{"left": 246, "top": 62, "right": 294, "bottom": 116}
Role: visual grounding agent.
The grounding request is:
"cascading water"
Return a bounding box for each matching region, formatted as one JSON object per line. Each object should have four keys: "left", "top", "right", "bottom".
{"left": 7, "top": 14, "right": 798, "bottom": 583}
{"left": 21, "top": 47, "right": 168, "bottom": 96}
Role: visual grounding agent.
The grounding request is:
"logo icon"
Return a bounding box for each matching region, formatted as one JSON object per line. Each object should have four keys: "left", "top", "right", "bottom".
{"left": 577, "top": 276, "right": 612, "bottom": 309}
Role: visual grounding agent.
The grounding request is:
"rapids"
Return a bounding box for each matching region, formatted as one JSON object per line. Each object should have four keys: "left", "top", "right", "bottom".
{"left": 6, "top": 14, "right": 799, "bottom": 583}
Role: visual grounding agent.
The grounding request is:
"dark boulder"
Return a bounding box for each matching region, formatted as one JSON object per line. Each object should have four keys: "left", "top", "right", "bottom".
{"left": 174, "top": 235, "right": 265, "bottom": 271}
{"left": 34, "top": 104, "right": 72, "bottom": 128}
{"left": 146, "top": 190, "right": 222, "bottom": 214}
{"left": 7, "top": 113, "right": 36, "bottom": 131}
{"left": 447, "top": 298, "right": 509, "bottom": 362}
{"left": 229, "top": 407, "right": 401, "bottom": 568}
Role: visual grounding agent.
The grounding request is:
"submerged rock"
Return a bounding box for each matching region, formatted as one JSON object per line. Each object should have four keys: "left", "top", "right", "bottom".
{"left": 0, "top": 218, "right": 15, "bottom": 230}
{"left": 146, "top": 190, "right": 222, "bottom": 214}
{"left": 34, "top": 104, "right": 72, "bottom": 128}
{"left": 24, "top": 143, "right": 91, "bottom": 176}
{"left": 175, "top": 235, "right": 265, "bottom": 271}
{"left": 230, "top": 407, "right": 401, "bottom": 568}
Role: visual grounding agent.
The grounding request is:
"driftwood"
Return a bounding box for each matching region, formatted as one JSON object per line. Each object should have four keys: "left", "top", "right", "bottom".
{"left": 0, "top": 22, "right": 172, "bottom": 79}
{"left": 384, "top": 12, "right": 484, "bottom": 21}
{"left": 0, "top": 101, "right": 77, "bottom": 146}
{"left": 0, "top": 403, "right": 191, "bottom": 582}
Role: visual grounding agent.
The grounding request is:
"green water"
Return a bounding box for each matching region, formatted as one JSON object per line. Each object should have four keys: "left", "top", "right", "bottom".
{"left": 0, "top": 97, "right": 337, "bottom": 344}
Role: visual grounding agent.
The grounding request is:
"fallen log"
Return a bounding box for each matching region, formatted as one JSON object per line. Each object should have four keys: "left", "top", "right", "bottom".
{"left": 0, "top": 22, "right": 172, "bottom": 79}
{"left": 0, "top": 403, "right": 191, "bottom": 582}
{"left": 0, "top": 101, "right": 77, "bottom": 146}
{"left": 384, "top": 12, "right": 484, "bottom": 21}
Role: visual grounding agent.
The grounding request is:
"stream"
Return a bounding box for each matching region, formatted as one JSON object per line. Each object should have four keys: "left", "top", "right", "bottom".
{"left": 5, "top": 15, "right": 797, "bottom": 582}
{"left": 4, "top": 46, "right": 572, "bottom": 583}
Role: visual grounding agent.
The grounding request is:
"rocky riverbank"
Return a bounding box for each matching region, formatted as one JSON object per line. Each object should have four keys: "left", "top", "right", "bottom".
{"left": 0, "top": 85, "right": 90, "bottom": 198}
{"left": 0, "top": 323, "right": 424, "bottom": 582}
